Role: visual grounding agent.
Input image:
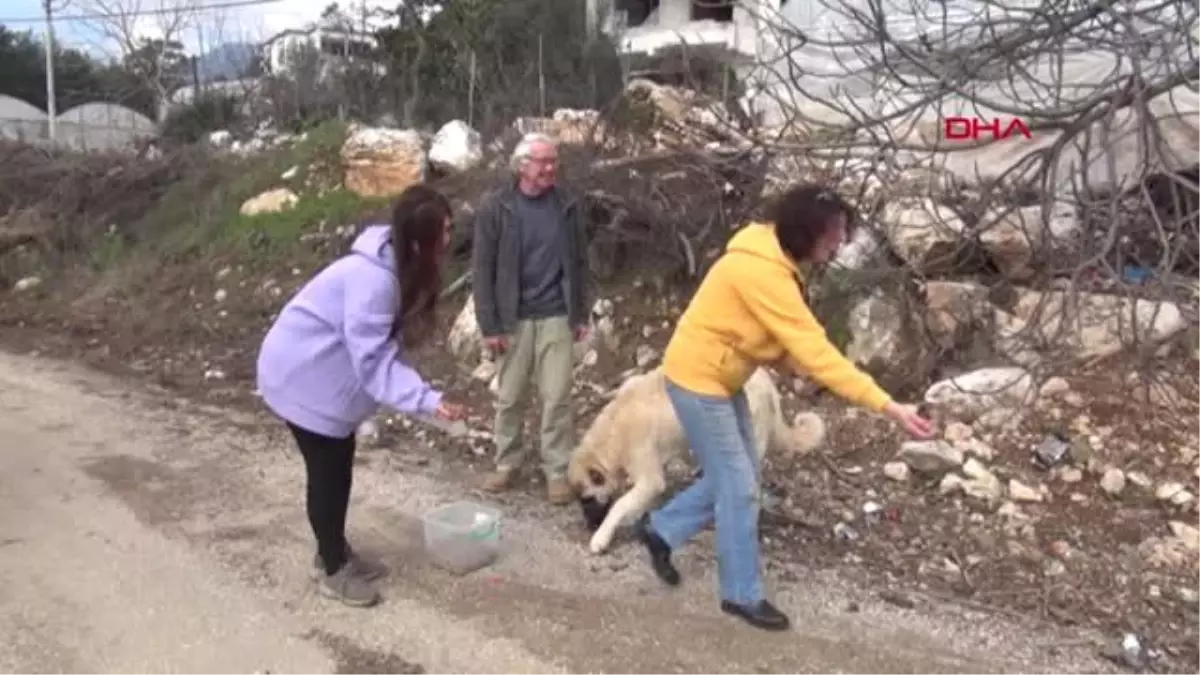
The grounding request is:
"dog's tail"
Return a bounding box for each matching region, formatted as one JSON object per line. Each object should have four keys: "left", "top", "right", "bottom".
{"left": 775, "top": 410, "right": 826, "bottom": 456}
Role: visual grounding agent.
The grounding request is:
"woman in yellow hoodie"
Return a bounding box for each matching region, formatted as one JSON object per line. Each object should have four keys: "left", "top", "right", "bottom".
{"left": 637, "top": 183, "right": 934, "bottom": 631}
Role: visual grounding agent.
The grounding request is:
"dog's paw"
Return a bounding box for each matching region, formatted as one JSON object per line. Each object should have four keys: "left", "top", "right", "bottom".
{"left": 588, "top": 532, "right": 611, "bottom": 555}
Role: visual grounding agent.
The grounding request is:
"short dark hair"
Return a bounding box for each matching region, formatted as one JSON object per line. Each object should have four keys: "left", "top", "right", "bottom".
{"left": 765, "top": 183, "right": 855, "bottom": 262}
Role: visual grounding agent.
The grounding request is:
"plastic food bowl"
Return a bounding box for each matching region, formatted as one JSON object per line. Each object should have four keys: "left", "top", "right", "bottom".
{"left": 421, "top": 501, "right": 501, "bottom": 575}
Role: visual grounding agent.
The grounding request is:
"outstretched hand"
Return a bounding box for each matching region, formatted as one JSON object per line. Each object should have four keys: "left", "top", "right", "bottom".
{"left": 434, "top": 400, "right": 467, "bottom": 422}
{"left": 883, "top": 402, "right": 935, "bottom": 440}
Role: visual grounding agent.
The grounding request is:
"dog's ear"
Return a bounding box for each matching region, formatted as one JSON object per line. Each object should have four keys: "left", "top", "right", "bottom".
{"left": 587, "top": 468, "right": 606, "bottom": 486}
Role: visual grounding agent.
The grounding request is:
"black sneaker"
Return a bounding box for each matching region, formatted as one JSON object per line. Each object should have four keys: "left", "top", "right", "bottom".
{"left": 720, "top": 599, "right": 791, "bottom": 631}
{"left": 636, "top": 515, "right": 680, "bottom": 586}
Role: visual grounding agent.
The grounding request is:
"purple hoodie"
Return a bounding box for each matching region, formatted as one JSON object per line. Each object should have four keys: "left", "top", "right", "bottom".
{"left": 255, "top": 224, "right": 443, "bottom": 438}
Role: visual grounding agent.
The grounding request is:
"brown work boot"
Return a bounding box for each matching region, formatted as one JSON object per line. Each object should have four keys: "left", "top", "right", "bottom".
{"left": 546, "top": 477, "right": 573, "bottom": 506}
{"left": 480, "top": 467, "right": 517, "bottom": 493}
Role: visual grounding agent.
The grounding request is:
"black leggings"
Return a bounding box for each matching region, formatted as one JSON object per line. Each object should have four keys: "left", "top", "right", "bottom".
{"left": 287, "top": 422, "right": 356, "bottom": 575}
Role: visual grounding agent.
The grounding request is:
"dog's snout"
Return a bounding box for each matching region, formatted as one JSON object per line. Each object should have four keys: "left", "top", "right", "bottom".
{"left": 578, "top": 495, "right": 612, "bottom": 533}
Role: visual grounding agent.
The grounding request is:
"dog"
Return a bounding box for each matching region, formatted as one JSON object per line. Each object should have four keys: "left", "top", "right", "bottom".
{"left": 567, "top": 366, "right": 826, "bottom": 554}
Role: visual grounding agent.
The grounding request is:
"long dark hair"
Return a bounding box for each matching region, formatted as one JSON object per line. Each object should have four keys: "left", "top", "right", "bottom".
{"left": 390, "top": 184, "right": 451, "bottom": 350}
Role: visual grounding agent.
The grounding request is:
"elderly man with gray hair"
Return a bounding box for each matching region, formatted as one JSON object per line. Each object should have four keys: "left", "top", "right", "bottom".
{"left": 472, "top": 132, "right": 590, "bottom": 505}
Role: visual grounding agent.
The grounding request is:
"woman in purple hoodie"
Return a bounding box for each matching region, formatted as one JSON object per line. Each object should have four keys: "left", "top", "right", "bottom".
{"left": 256, "top": 184, "right": 466, "bottom": 608}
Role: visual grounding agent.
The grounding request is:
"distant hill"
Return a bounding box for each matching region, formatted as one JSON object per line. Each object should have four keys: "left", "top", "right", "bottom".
{"left": 195, "top": 42, "right": 259, "bottom": 82}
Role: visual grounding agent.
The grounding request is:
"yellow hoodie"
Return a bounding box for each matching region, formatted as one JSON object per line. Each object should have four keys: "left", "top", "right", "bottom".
{"left": 661, "top": 221, "right": 892, "bottom": 412}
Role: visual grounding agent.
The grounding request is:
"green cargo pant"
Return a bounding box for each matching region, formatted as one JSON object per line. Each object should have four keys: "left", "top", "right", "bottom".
{"left": 492, "top": 315, "right": 575, "bottom": 479}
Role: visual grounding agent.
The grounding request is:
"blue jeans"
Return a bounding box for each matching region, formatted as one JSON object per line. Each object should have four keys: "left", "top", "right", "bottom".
{"left": 649, "top": 380, "right": 763, "bottom": 605}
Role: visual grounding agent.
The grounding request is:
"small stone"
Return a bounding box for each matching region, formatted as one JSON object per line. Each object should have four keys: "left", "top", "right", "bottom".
{"left": 1156, "top": 482, "right": 1194, "bottom": 506}
{"left": 958, "top": 437, "right": 995, "bottom": 461}
{"left": 1175, "top": 586, "right": 1199, "bottom": 606}
{"left": 215, "top": 266, "right": 233, "bottom": 280}
{"left": 1126, "top": 471, "right": 1151, "bottom": 488}
{"left": 939, "top": 473, "right": 964, "bottom": 495}
{"left": 1043, "top": 559, "right": 1066, "bottom": 577}
{"left": 975, "top": 408, "right": 1011, "bottom": 430}
{"left": 960, "top": 460, "right": 1004, "bottom": 506}
{"left": 471, "top": 360, "right": 497, "bottom": 382}
{"left": 944, "top": 421, "right": 973, "bottom": 443}
{"left": 897, "top": 440, "right": 964, "bottom": 474}
{"left": 581, "top": 349, "right": 599, "bottom": 366}
{"left": 203, "top": 368, "right": 226, "bottom": 380}
{"left": 1062, "top": 391, "right": 1085, "bottom": 407}
{"left": 1047, "top": 539, "right": 1072, "bottom": 559}
{"left": 13, "top": 276, "right": 41, "bottom": 291}
{"left": 1069, "top": 492, "right": 1088, "bottom": 504}
{"left": 1059, "top": 467, "right": 1083, "bottom": 483}
{"left": 1099, "top": 468, "right": 1126, "bottom": 496}
{"left": 213, "top": 288, "right": 228, "bottom": 303}
{"left": 1169, "top": 521, "right": 1199, "bottom": 551}
{"left": 1008, "top": 479, "right": 1042, "bottom": 502}
{"left": 634, "top": 345, "right": 659, "bottom": 368}
{"left": 883, "top": 461, "right": 911, "bottom": 482}
{"left": 281, "top": 165, "right": 299, "bottom": 180}
{"left": 1039, "top": 376, "right": 1070, "bottom": 398}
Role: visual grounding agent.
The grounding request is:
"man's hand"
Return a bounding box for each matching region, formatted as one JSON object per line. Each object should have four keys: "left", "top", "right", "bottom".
{"left": 483, "top": 336, "right": 508, "bottom": 355}
{"left": 573, "top": 325, "right": 590, "bottom": 343}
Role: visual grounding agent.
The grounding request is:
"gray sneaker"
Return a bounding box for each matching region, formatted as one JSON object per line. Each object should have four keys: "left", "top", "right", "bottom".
{"left": 311, "top": 545, "right": 387, "bottom": 582}
{"left": 317, "top": 565, "right": 381, "bottom": 607}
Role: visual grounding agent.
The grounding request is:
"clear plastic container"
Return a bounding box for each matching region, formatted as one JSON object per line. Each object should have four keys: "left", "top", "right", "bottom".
{"left": 421, "top": 501, "right": 501, "bottom": 575}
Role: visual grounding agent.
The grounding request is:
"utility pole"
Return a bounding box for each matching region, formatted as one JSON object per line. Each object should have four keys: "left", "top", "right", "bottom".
{"left": 43, "top": 0, "right": 58, "bottom": 143}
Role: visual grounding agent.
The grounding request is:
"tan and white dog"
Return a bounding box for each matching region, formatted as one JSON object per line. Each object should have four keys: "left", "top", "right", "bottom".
{"left": 567, "top": 366, "right": 826, "bottom": 554}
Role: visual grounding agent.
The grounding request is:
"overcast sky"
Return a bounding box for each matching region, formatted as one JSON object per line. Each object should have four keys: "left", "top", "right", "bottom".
{"left": 2, "top": 0, "right": 397, "bottom": 57}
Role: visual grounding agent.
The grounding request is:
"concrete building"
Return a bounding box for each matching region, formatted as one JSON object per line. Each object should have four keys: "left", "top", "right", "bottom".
{"left": 263, "top": 27, "right": 384, "bottom": 79}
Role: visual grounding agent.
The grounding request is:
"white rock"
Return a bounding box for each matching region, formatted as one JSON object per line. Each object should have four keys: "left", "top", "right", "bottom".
{"left": 897, "top": 440, "right": 964, "bottom": 474}
{"left": 280, "top": 165, "right": 299, "bottom": 180}
{"left": 1100, "top": 468, "right": 1126, "bottom": 496}
{"left": 356, "top": 419, "right": 381, "bottom": 444}
{"left": 958, "top": 437, "right": 996, "bottom": 461}
{"left": 924, "top": 367, "right": 1035, "bottom": 421}
{"left": 13, "top": 276, "right": 41, "bottom": 292}
{"left": 1010, "top": 289, "right": 1187, "bottom": 361}
{"left": 939, "top": 473, "right": 965, "bottom": 495}
{"left": 944, "top": 421, "right": 974, "bottom": 443}
{"left": 977, "top": 203, "right": 1080, "bottom": 280}
{"left": 470, "top": 360, "right": 496, "bottom": 382}
{"left": 1039, "top": 376, "right": 1071, "bottom": 398}
{"left": 208, "top": 129, "right": 232, "bottom": 147}
{"left": 240, "top": 187, "right": 298, "bottom": 216}
{"left": 1008, "top": 479, "right": 1043, "bottom": 502}
{"left": 1059, "top": 467, "right": 1084, "bottom": 483}
{"left": 1156, "top": 482, "right": 1195, "bottom": 506}
{"left": 428, "top": 120, "right": 483, "bottom": 173}
{"left": 635, "top": 345, "right": 659, "bottom": 368}
{"left": 1126, "top": 471, "right": 1152, "bottom": 488}
{"left": 448, "top": 297, "right": 483, "bottom": 364}
{"left": 883, "top": 461, "right": 911, "bottom": 482}
{"left": 962, "top": 463, "right": 1004, "bottom": 505}
{"left": 341, "top": 125, "right": 427, "bottom": 198}
{"left": 1169, "top": 521, "right": 1200, "bottom": 551}
{"left": 922, "top": 280, "right": 990, "bottom": 350}
{"left": 881, "top": 198, "right": 967, "bottom": 273}
{"left": 581, "top": 349, "right": 599, "bottom": 367}
{"left": 830, "top": 227, "right": 882, "bottom": 271}
{"left": 213, "top": 288, "right": 228, "bottom": 303}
